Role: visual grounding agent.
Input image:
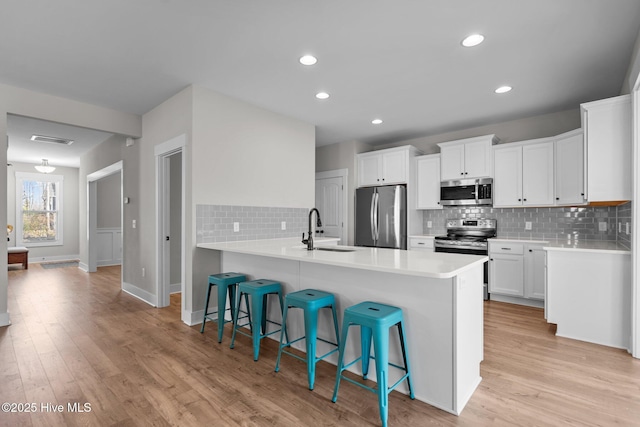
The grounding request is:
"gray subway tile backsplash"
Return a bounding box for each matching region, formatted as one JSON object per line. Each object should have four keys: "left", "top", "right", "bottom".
{"left": 196, "top": 204, "right": 309, "bottom": 243}
{"left": 422, "top": 202, "right": 632, "bottom": 245}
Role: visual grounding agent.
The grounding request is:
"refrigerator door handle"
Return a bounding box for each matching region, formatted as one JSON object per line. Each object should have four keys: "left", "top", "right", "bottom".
{"left": 373, "top": 192, "right": 380, "bottom": 241}
{"left": 394, "top": 186, "right": 401, "bottom": 248}
{"left": 370, "top": 191, "right": 376, "bottom": 242}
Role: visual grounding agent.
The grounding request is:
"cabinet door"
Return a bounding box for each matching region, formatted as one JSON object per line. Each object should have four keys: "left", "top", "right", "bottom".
{"left": 464, "top": 140, "right": 492, "bottom": 178}
{"left": 440, "top": 144, "right": 465, "bottom": 180}
{"left": 358, "top": 154, "right": 382, "bottom": 187}
{"left": 493, "top": 145, "right": 522, "bottom": 206}
{"left": 381, "top": 150, "right": 407, "bottom": 184}
{"left": 525, "top": 245, "right": 546, "bottom": 300}
{"left": 522, "top": 142, "right": 554, "bottom": 206}
{"left": 555, "top": 132, "right": 585, "bottom": 205}
{"left": 489, "top": 254, "right": 524, "bottom": 296}
{"left": 416, "top": 155, "right": 442, "bottom": 209}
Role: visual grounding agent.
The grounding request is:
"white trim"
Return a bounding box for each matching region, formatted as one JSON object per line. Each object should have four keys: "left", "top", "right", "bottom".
{"left": 0, "top": 312, "right": 10, "bottom": 327}
{"left": 170, "top": 283, "right": 181, "bottom": 294}
{"left": 315, "top": 168, "right": 349, "bottom": 245}
{"left": 28, "top": 254, "right": 80, "bottom": 264}
{"left": 122, "top": 282, "right": 157, "bottom": 307}
{"left": 78, "top": 262, "right": 89, "bottom": 272}
{"left": 155, "top": 134, "right": 187, "bottom": 314}
{"left": 87, "top": 161, "right": 123, "bottom": 182}
{"left": 185, "top": 308, "right": 204, "bottom": 327}
{"left": 632, "top": 75, "right": 640, "bottom": 359}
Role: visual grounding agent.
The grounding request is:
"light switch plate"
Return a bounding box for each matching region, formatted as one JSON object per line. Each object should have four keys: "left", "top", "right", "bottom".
{"left": 626, "top": 222, "right": 630, "bottom": 235}
{"left": 525, "top": 222, "right": 532, "bottom": 230}
{"left": 427, "top": 221, "right": 432, "bottom": 228}
{"left": 619, "top": 222, "right": 623, "bottom": 233}
{"left": 281, "top": 221, "right": 286, "bottom": 230}
{"left": 233, "top": 222, "right": 239, "bottom": 232}
{"left": 598, "top": 222, "right": 607, "bottom": 232}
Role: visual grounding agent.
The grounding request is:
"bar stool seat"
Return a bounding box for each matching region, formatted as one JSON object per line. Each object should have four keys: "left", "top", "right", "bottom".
{"left": 275, "top": 289, "right": 340, "bottom": 390}
{"left": 200, "top": 272, "right": 246, "bottom": 343}
{"left": 332, "top": 301, "right": 414, "bottom": 427}
{"left": 230, "top": 279, "right": 287, "bottom": 361}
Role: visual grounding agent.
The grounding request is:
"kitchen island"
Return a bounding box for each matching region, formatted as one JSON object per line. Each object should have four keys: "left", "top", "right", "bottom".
{"left": 197, "top": 237, "right": 487, "bottom": 415}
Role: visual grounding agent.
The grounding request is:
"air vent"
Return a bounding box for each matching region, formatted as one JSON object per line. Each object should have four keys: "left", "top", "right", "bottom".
{"left": 30, "top": 134, "right": 74, "bottom": 145}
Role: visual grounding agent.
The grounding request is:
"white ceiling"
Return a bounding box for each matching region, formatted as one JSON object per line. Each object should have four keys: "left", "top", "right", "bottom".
{"left": 1, "top": 0, "right": 639, "bottom": 153}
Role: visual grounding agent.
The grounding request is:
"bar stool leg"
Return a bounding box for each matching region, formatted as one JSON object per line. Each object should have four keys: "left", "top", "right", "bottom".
{"left": 274, "top": 303, "right": 289, "bottom": 372}
{"left": 216, "top": 283, "right": 229, "bottom": 343}
{"left": 250, "top": 293, "right": 264, "bottom": 361}
{"left": 200, "top": 283, "right": 213, "bottom": 333}
{"left": 278, "top": 291, "right": 289, "bottom": 346}
{"left": 361, "top": 325, "right": 373, "bottom": 380}
{"left": 229, "top": 291, "right": 242, "bottom": 349}
{"left": 373, "top": 329, "right": 390, "bottom": 427}
{"left": 332, "top": 321, "right": 351, "bottom": 403}
{"left": 304, "top": 307, "right": 319, "bottom": 390}
{"left": 398, "top": 320, "right": 415, "bottom": 399}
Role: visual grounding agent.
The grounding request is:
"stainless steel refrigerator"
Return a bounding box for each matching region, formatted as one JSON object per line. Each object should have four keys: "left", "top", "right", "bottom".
{"left": 355, "top": 185, "right": 407, "bottom": 249}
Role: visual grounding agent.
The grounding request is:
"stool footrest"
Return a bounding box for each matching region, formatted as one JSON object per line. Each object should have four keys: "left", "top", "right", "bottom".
{"left": 340, "top": 375, "right": 377, "bottom": 394}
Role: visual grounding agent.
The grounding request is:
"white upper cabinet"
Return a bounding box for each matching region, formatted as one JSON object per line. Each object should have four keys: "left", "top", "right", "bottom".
{"left": 438, "top": 135, "right": 498, "bottom": 180}
{"left": 493, "top": 139, "right": 554, "bottom": 207}
{"left": 357, "top": 146, "right": 420, "bottom": 187}
{"left": 415, "top": 154, "right": 442, "bottom": 210}
{"left": 581, "top": 95, "right": 631, "bottom": 202}
{"left": 554, "top": 129, "right": 585, "bottom": 205}
{"left": 522, "top": 142, "right": 555, "bottom": 206}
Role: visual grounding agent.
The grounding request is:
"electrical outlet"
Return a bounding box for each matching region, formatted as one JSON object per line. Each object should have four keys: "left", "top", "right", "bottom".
{"left": 626, "top": 222, "right": 630, "bottom": 235}
{"left": 525, "top": 222, "right": 532, "bottom": 230}
{"left": 132, "top": 219, "right": 136, "bottom": 229}
{"left": 427, "top": 221, "right": 432, "bottom": 228}
{"left": 281, "top": 221, "right": 286, "bottom": 230}
{"left": 142, "top": 267, "right": 145, "bottom": 277}
{"left": 598, "top": 222, "right": 607, "bottom": 232}
{"left": 233, "top": 222, "right": 240, "bottom": 232}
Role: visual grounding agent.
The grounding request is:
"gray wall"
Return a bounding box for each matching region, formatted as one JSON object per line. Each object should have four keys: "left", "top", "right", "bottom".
{"left": 6, "top": 161, "right": 80, "bottom": 261}
{"left": 97, "top": 172, "right": 121, "bottom": 228}
{"left": 79, "top": 134, "right": 139, "bottom": 285}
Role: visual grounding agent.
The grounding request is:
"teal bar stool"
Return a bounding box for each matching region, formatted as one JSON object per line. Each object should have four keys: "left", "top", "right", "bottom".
{"left": 200, "top": 272, "right": 247, "bottom": 342}
{"left": 332, "top": 301, "right": 414, "bottom": 427}
{"left": 230, "top": 279, "right": 288, "bottom": 361}
{"left": 274, "top": 289, "right": 340, "bottom": 390}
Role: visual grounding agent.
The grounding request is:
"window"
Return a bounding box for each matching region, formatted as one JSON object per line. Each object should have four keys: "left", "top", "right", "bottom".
{"left": 15, "top": 172, "right": 64, "bottom": 247}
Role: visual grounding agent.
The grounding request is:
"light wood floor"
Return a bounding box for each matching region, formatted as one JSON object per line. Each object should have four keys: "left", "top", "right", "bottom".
{"left": 2, "top": 265, "right": 640, "bottom": 426}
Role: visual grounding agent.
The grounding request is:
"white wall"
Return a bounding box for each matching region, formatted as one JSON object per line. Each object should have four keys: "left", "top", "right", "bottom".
{"left": 0, "top": 83, "right": 141, "bottom": 326}
{"left": 6, "top": 162, "right": 79, "bottom": 261}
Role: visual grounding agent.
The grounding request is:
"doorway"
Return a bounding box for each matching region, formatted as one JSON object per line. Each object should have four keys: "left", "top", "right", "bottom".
{"left": 155, "top": 135, "right": 186, "bottom": 309}
{"left": 315, "top": 169, "right": 348, "bottom": 245}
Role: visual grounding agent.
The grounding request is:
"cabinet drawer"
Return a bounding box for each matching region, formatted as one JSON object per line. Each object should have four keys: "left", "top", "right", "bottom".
{"left": 489, "top": 242, "right": 524, "bottom": 255}
{"left": 410, "top": 237, "right": 434, "bottom": 250}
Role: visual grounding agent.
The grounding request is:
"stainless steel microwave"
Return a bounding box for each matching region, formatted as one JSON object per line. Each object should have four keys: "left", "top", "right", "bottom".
{"left": 440, "top": 178, "right": 493, "bottom": 206}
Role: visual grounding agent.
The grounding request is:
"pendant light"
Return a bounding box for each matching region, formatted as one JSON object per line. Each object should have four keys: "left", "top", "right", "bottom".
{"left": 35, "top": 159, "right": 55, "bottom": 174}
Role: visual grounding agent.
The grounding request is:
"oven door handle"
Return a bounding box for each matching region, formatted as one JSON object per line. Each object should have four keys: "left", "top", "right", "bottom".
{"left": 475, "top": 180, "right": 479, "bottom": 204}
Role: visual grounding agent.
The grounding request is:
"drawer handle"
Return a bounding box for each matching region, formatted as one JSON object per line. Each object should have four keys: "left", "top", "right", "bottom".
{"left": 417, "top": 242, "right": 425, "bottom": 245}
{"left": 501, "top": 247, "right": 511, "bottom": 250}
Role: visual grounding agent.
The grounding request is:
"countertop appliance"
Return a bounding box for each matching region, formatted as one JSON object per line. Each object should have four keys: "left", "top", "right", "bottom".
{"left": 355, "top": 185, "right": 407, "bottom": 249}
{"left": 435, "top": 218, "right": 496, "bottom": 300}
{"left": 440, "top": 177, "right": 493, "bottom": 206}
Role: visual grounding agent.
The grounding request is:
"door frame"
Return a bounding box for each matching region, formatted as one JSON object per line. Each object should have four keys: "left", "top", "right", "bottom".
{"left": 632, "top": 74, "right": 640, "bottom": 358}
{"left": 155, "top": 134, "right": 186, "bottom": 309}
{"left": 315, "top": 169, "right": 348, "bottom": 245}
{"left": 86, "top": 161, "right": 123, "bottom": 280}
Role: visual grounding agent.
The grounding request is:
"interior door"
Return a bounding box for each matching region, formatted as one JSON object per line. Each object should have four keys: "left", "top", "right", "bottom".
{"left": 315, "top": 176, "right": 343, "bottom": 241}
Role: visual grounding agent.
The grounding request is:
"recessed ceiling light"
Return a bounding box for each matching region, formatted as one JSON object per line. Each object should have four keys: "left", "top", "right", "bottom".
{"left": 315, "top": 92, "right": 330, "bottom": 99}
{"left": 371, "top": 119, "right": 383, "bottom": 125}
{"left": 495, "top": 86, "right": 512, "bottom": 94}
{"left": 461, "top": 34, "right": 485, "bottom": 47}
{"left": 299, "top": 55, "right": 317, "bottom": 65}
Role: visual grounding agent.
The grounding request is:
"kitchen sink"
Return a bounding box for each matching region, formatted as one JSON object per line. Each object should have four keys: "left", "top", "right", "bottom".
{"left": 315, "top": 247, "right": 356, "bottom": 252}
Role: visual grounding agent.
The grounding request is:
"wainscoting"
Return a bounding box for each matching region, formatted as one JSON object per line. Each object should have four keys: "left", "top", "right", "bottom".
{"left": 97, "top": 227, "right": 122, "bottom": 266}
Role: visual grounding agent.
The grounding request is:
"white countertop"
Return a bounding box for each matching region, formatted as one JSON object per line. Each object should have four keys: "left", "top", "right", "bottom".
{"left": 489, "top": 237, "right": 630, "bottom": 254}
{"left": 197, "top": 237, "right": 488, "bottom": 279}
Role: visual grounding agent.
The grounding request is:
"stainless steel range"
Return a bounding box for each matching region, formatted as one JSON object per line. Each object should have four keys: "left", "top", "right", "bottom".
{"left": 435, "top": 218, "right": 497, "bottom": 299}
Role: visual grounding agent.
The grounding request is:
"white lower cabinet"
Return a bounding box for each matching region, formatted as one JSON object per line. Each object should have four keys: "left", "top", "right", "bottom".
{"left": 489, "top": 241, "right": 545, "bottom": 305}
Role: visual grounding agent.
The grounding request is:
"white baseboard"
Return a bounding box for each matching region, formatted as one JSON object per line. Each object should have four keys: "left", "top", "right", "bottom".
{"left": 0, "top": 312, "right": 11, "bottom": 327}
{"left": 78, "top": 262, "right": 89, "bottom": 272}
{"left": 29, "top": 254, "right": 80, "bottom": 264}
{"left": 184, "top": 308, "right": 204, "bottom": 326}
{"left": 170, "top": 283, "right": 181, "bottom": 294}
{"left": 98, "top": 261, "right": 122, "bottom": 267}
{"left": 122, "top": 282, "right": 157, "bottom": 307}
{"left": 489, "top": 294, "right": 544, "bottom": 308}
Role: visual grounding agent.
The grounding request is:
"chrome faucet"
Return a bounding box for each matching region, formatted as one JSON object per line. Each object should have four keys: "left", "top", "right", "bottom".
{"left": 302, "top": 208, "right": 322, "bottom": 250}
